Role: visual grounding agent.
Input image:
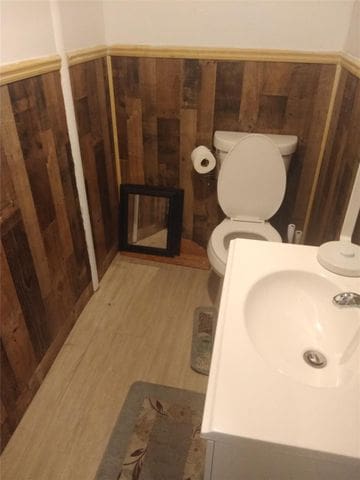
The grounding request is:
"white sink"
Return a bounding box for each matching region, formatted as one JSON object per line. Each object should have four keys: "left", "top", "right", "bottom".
{"left": 245, "top": 270, "right": 360, "bottom": 388}
{"left": 202, "top": 239, "right": 360, "bottom": 478}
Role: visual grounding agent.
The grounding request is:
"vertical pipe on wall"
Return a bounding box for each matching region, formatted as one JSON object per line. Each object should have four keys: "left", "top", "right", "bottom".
{"left": 302, "top": 64, "right": 342, "bottom": 241}
{"left": 49, "top": 0, "right": 99, "bottom": 291}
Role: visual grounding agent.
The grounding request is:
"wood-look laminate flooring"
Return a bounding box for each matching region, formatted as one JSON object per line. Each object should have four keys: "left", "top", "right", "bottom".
{"left": 1, "top": 255, "right": 213, "bottom": 480}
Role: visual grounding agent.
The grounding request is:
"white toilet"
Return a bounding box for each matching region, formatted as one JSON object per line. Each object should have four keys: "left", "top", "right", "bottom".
{"left": 207, "top": 131, "right": 298, "bottom": 276}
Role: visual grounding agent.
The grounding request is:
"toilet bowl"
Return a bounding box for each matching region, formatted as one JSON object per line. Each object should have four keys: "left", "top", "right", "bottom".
{"left": 208, "top": 219, "right": 282, "bottom": 276}
{"left": 207, "top": 132, "right": 298, "bottom": 276}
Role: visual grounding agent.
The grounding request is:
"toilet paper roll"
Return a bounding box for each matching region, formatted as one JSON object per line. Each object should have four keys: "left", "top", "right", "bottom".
{"left": 191, "top": 146, "right": 216, "bottom": 174}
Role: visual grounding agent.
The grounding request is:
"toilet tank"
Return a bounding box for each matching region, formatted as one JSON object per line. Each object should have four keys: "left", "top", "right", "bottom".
{"left": 213, "top": 131, "right": 298, "bottom": 171}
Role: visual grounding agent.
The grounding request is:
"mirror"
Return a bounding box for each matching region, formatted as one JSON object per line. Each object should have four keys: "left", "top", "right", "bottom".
{"left": 119, "top": 184, "right": 184, "bottom": 257}
{"left": 128, "top": 194, "right": 169, "bottom": 249}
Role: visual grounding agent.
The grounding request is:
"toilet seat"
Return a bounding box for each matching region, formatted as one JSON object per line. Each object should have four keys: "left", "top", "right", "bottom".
{"left": 218, "top": 134, "right": 286, "bottom": 221}
{"left": 207, "top": 218, "right": 282, "bottom": 276}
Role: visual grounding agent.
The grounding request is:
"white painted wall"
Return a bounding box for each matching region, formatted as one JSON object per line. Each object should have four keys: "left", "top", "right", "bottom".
{"left": 0, "top": 0, "right": 57, "bottom": 64}
{"left": 103, "top": 0, "right": 355, "bottom": 52}
{"left": 0, "top": 0, "right": 105, "bottom": 65}
{"left": 1, "top": 1, "right": 357, "bottom": 65}
{"left": 57, "top": 0, "right": 105, "bottom": 51}
{"left": 344, "top": 0, "right": 360, "bottom": 58}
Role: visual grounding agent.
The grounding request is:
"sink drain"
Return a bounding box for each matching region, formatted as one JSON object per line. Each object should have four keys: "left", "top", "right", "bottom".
{"left": 303, "top": 350, "right": 327, "bottom": 368}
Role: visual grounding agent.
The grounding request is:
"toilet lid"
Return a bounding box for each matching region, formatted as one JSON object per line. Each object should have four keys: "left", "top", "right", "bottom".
{"left": 217, "top": 134, "right": 286, "bottom": 221}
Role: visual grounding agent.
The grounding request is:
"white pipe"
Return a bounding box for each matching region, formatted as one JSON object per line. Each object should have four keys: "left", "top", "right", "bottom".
{"left": 287, "top": 223, "right": 295, "bottom": 243}
{"left": 294, "top": 230, "right": 303, "bottom": 244}
{"left": 49, "top": 0, "right": 99, "bottom": 291}
{"left": 340, "top": 162, "right": 360, "bottom": 242}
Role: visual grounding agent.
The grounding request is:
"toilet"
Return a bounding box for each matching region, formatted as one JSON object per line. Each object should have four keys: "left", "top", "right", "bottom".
{"left": 207, "top": 131, "right": 298, "bottom": 276}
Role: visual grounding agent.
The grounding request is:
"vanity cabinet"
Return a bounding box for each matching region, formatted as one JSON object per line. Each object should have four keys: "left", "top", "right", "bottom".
{"left": 204, "top": 439, "right": 360, "bottom": 480}
{"left": 201, "top": 239, "right": 360, "bottom": 480}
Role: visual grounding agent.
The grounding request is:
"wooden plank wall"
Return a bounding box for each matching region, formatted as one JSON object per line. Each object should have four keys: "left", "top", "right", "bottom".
{"left": 307, "top": 70, "right": 360, "bottom": 245}
{"left": 0, "top": 72, "right": 93, "bottom": 451}
{"left": 112, "top": 57, "right": 337, "bottom": 246}
{"left": 70, "top": 58, "right": 118, "bottom": 278}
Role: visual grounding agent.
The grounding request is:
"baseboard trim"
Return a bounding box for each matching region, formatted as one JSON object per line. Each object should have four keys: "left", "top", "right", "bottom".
{"left": 67, "top": 45, "right": 108, "bottom": 66}
{"left": 0, "top": 55, "right": 61, "bottom": 86}
{"left": 1, "top": 47, "right": 358, "bottom": 85}
{"left": 109, "top": 44, "right": 340, "bottom": 65}
{"left": 340, "top": 53, "right": 360, "bottom": 79}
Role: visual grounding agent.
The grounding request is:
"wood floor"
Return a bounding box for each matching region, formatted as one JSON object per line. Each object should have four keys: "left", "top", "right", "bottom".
{"left": 1, "top": 255, "right": 212, "bottom": 479}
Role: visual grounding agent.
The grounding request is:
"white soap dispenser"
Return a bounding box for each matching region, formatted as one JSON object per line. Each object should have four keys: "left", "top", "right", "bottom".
{"left": 317, "top": 162, "right": 360, "bottom": 277}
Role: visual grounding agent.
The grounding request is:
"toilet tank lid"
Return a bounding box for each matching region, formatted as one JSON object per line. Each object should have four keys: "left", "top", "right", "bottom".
{"left": 214, "top": 131, "right": 298, "bottom": 155}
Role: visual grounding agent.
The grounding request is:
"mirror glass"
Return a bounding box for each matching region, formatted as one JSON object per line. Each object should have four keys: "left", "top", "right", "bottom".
{"left": 127, "top": 194, "right": 169, "bottom": 249}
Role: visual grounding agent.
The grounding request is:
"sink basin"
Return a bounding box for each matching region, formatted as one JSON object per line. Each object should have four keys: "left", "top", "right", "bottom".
{"left": 245, "top": 270, "right": 360, "bottom": 387}
{"left": 202, "top": 239, "right": 360, "bottom": 471}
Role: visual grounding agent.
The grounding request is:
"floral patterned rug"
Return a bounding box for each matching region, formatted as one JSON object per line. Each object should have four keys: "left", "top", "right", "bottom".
{"left": 96, "top": 382, "right": 206, "bottom": 480}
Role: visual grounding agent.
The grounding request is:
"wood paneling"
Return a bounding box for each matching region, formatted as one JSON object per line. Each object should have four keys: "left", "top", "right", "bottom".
{"left": 112, "top": 57, "right": 336, "bottom": 246}
{"left": 307, "top": 70, "right": 360, "bottom": 245}
{"left": 0, "top": 72, "right": 93, "bottom": 451}
{"left": 70, "top": 58, "right": 118, "bottom": 278}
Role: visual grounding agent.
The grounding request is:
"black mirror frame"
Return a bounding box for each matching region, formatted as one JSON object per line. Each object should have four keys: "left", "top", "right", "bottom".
{"left": 119, "top": 184, "right": 184, "bottom": 257}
